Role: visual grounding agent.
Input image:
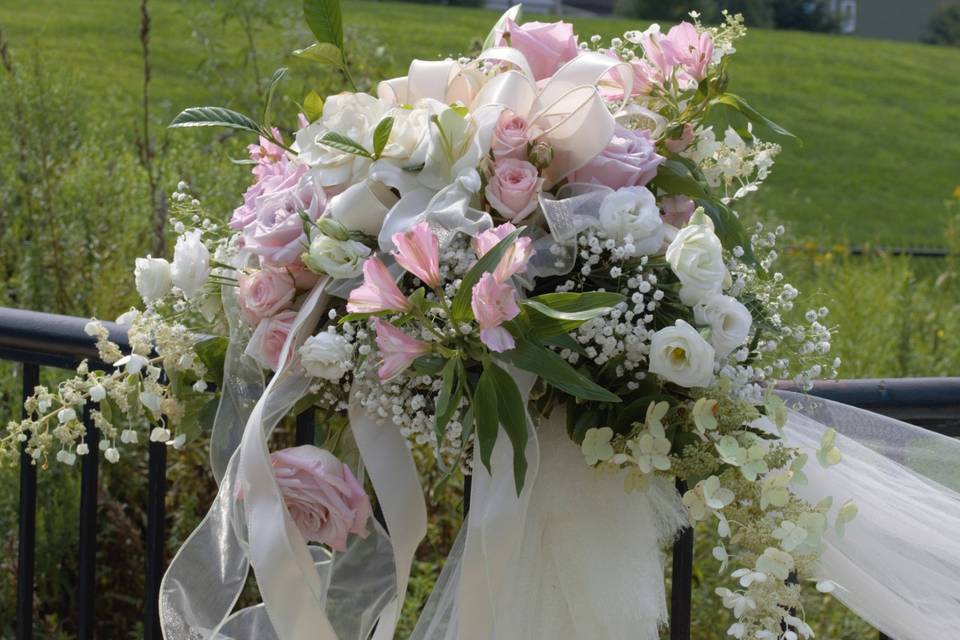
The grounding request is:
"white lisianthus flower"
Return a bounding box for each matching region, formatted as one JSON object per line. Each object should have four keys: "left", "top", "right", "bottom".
{"left": 134, "top": 256, "right": 172, "bottom": 304}
{"left": 299, "top": 332, "right": 353, "bottom": 381}
{"left": 598, "top": 186, "right": 666, "bottom": 255}
{"left": 171, "top": 230, "right": 210, "bottom": 300}
{"left": 295, "top": 93, "right": 389, "bottom": 189}
{"left": 693, "top": 293, "right": 752, "bottom": 357}
{"left": 303, "top": 235, "right": 371, "bottom": 279}
{"left": 648, "top": 320, "right": 716, "bottom": 388}
{"left": 665, "top": 221, "right": 727, "bottom": 306}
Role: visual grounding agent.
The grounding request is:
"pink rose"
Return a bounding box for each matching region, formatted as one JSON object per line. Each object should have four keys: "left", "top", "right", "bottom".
{"left": 286, "top": 261, "right": 321, "bottom": 290}
{"left": 244, "top": 170, "right": 326, "bottom": 267}
{"left": 492, "top": 110, "right": 532, "bottom": 161}
{"left": 570, "top": 126, "right": 664, "bottom": 190}
{"left": 244, "top": 309, "right": 297, "bottom": 371}
{"left": 271, "top": 445, "right": 372, "bottom": 552}
{"left": 471, "top": 273, "right": 520, "bottom": 353}
{"left": 661, "top": 195, "right": 697, "bottom": 228}
{"left": 485, "top": 158, "right": 543, "bottom": 221}
{"left": 665, "top": 123, "right": 695, "bottom": 154}
{"left": 499, "top": 18, "right": 579, "bottom": 81}
{"left": 238, "top": 267, "right": 296, "bottom": 325}
{"left": 230, "top": 129, "right": 293, "bottom": 231}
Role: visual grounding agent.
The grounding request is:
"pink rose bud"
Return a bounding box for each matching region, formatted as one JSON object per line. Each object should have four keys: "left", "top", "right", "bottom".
{"left": 471, "top": 273, "right": 520, "bottom": 353}
{"left": 492, "top": 110, "right": 532, "bottom": 161}
{"left": 527, "top": 140, "right": 554, "bottom": 171}
{"left": 661, "top": 195, "right": 697, "bottom": 228}
{"left": 347, "top": 257, "right": 410, "bottom": 314}
{"left": 244, "top": 310, "right": 298, "bottom": 371}
{"left": 237, "top": 267, "right": 296, "bottom": 325}
{"left": 484, "top": 158, "right": 544, "bottom": 222}
{"left": 391, "top": 222, "right": 441, "bottom": 289}
{"left": 499, "top": 18, "right": 579, "bottom": 81}
{"left": 665, "top": 123, "right": 695, "bottom": 154}
{"left": 271, "top": 445, "right": 372, "bottom": 553}
{"left": 373, "top": 318, "right": 431, "bottom": 381}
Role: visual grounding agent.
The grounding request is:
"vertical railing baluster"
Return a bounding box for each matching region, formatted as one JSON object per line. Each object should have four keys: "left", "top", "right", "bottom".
{"left": 16, "top": 363, "right": 40, "bottom": 640}
{"left": 879, "top": 633, "right": 893, "bottom": 640}
{"left": 670, "top": 479, "right": 693, "bottom": 640}
{"left": 295, "top": 407, "right": 315, "bottom": 446}
{"left": 77, "top": 405, "right": 99, "bottom": 640}
{"left": 143, "top": 439, "right": 167, "bottom": 640}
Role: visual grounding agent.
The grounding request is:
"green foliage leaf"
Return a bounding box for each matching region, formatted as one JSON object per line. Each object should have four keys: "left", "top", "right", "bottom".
{"left": 712, "top": 93, "right": 801, "bottom": 145}
{"left": 169, "top": 106, "right": 262, "bottom": 136}
{"left": 522, "top": 292, "right": 624, "bottom": 338}
{"left": 292, "top": 42, "right": 345, "bottom": 68}
{"left": 372, "top": 116, "right": 394, "bottom": 159}
{"left": 485, "top": 361, "right": 529, "bottom": 495}
{"left": 473, "top": 367, "right": 499, "bottom": 474}
{"left": 194, "top": 336, "right": 229, "bottom": 387}
{"left": 303, "top": 0, "right": 343, "bottom": 49}
{"left": 450, "top": 228, "right": 522, "bottom": 322}
{"left": 499, "top": 337, "right": 621, "bottom": 403}
{"left": 411, "top": 353, "right": 446, "bottom": 375}
{"left": 696, "top": 198, "right": 763, "bottom": 273}
{"left": 434, "top": 357, "right": 460, "bottom": 442}
{"left": 652, "top": 159, "right": 708, "bottom": 199}
{"left": 320, "top": 131, "right": 373, "bottom": 159}
{"left": 303, "top": 91, "right": 324, "bottom": 123}
{"left": 262, "top": 66, "right": 288, "bottom": 126}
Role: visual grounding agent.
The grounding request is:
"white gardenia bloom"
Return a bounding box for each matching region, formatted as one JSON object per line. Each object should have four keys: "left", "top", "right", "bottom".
{"left": 303, "top": 235, "right": 371, "bottom": 280}
{"left": 295, "top": 93, "right": 389, "bottom": 189}
{"left": 648, "top": 320, "right": 716, "bottom": 388}
{"left": 170, "top": 230, "right": 210, "bottom": 300}
{"left": 299, "top": 332, "right": 353, "bottom": 381}
{"left": 665, "top": 222, "right": 727, "bottom": 306}
{"left": 379, "top": 101, "right": 439, "bottom": 168}
{"left": 598, "top": 186, "right": 666, "bottom": 255}
{"left": 134, "top": 256, "right": 172, "bottom": 304}
{"left": 693, "top": 293, "right": 752, "bottom": 357}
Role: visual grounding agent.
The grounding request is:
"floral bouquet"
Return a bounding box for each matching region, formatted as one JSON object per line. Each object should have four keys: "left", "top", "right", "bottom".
{"left": 8, "top": 3, "right": 960, "bottom": 640}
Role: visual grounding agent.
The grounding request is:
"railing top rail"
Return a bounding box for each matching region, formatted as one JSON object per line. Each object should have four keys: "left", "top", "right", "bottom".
{"left": 0, "top": 307, "right": 130, "bottom": 370}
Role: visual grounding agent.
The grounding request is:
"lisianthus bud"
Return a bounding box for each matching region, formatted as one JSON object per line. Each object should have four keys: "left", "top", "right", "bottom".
{"left": 528, "top": 140, "right": 554, "bottom": 171}
{"left": 316, "top": 217, "right": 350, "bottom": 242}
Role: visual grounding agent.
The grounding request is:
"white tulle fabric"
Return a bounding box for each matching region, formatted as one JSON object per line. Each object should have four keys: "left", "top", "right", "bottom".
{"left": 769, "top": 391, "right": 960, "bottom": 640}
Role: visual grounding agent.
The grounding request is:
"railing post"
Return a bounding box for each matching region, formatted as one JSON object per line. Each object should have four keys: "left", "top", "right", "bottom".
{"left": 16, "top": 363, "right": 40, "bottom": 640}
{"left": 143, "top": 440, "right": 167, "bottom": 640}
{"left": 670, "top": 479, "right": 693, "bottom": 640}
{"left": 77, "top": 405, "right": 99, "bottom": 640}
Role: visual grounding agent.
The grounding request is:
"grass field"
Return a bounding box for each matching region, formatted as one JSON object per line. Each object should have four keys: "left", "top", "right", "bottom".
{"left": 1, "top": 0, "right": 958, "bottom": 245}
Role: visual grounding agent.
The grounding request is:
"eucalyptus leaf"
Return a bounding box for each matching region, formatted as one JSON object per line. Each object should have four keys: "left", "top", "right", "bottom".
{"left": 320, "top": 132, "right": 373, "bottom": 159}
{"left": 303, "top": 0, "right": 343, "bottom": 49}
{"left": 169, "top": 107, "right": 262, "bottom": 136}
{"left": 372, "top": 116, "right": 394, "bottom": 159}
{"left": 450, "top": 228, "right": 522, "bottom": 322}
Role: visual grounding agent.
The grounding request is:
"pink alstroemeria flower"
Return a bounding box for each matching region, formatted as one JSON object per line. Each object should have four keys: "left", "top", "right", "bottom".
{"left": 472, "top": 224, "right": 536, "bottom": 283}
{"left": 392, "top": 222, "right": 441, "bottom": 289}
{"left": 347, "top": 257, "right": 410, "bottom": 314}
{"left": 373, "top": 318, "right": 430, "bottom": 381}
{"left": 471, "top": 273, "right": 520, "bottom": 353}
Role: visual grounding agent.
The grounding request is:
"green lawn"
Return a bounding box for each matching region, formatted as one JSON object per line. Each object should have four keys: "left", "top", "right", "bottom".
{"left": 1, "top": 0, "right": 958, "bottom": 245}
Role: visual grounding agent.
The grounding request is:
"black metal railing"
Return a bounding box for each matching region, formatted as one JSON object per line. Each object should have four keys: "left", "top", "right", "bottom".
{"left": 2, "top": 307, "right": 958, "bottom": 639}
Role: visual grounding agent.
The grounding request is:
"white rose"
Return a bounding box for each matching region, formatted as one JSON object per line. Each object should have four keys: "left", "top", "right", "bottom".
{"left": 665, "top": 222, "right": 727, "bottom": 306}
{"left": 328, "top": 179, "right": 399, "bottom": 235}
{"left": 134, "top": 256, "right": 172, "bottom": 304}
{"left": 379, "top": 101, "right": 437, "bottom": 168}
{"left": 294, "top": 93, "right": 389, "bottom": 189}
{"left": 648, "top": 319, "right": 716, "bottom": 388}
{"left": 303, "top": 235, "right": 371, "bottom": 280}
{"left": 170, "top": 230, "right": 210, "bottom": 300}
{"left": 693, "top": 293, "right": 753, "bottom": 358}
{"left": 598, "top": 186, "right": 666, "bottom": 255}
{"left": 299, "top": 332, "right": 353, "bottom": 381}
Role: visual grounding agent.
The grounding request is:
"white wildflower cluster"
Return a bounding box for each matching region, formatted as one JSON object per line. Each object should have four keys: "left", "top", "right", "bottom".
{"left": 683, "top": 125, "right": 781, "bottom": 204}
{"left": 701, "top": 11, "right": 748, "bottom": 63}
{"left": 2, "top": 311, "right": 207, "bottom": 467}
